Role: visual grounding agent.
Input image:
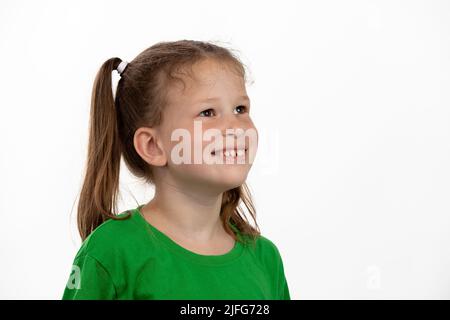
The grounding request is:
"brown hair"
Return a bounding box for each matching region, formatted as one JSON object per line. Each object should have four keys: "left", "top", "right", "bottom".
{"left": 77, "top": 40, "right": 260, "bottom": 245}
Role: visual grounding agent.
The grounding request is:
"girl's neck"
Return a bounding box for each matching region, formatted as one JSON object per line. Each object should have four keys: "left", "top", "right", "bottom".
{"left": 141, "top": 178, "right": 226, "bottom": 243}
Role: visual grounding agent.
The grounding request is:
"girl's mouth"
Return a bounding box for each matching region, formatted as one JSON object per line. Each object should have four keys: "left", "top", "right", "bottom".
{"left": 211, "top": 147, "right": 248, "bottom": 158}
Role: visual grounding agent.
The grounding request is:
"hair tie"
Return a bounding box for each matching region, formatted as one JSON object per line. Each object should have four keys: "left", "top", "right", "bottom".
{"left": 117, "top": 60, "right": 128, "bottom": 75}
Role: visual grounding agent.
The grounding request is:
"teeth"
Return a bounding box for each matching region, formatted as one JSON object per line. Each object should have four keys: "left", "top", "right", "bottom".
{"left": 214, "top": 149, "right": 246, "bottom": 157}
{"left": 224, "top": 150, "right": 233, "bottom": 157}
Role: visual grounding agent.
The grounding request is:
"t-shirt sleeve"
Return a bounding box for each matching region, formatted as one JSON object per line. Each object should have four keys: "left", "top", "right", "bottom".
{"left": 277, "top": 252, "right": 291, "bottom": 300}
{"left": 280, "top": 273, "right": 290, "bottom": 300}
{"left": 62, "top": 253, "right": 116, "bottom": 300}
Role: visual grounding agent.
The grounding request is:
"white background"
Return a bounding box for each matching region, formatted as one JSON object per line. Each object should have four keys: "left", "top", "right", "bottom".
{"left": 0, "top": 0, "right": 449, "bottom": 299}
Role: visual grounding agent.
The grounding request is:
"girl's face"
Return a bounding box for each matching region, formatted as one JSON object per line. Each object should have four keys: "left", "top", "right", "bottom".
{"left": 158, "top": 59, "right": 258, "bottom": 194}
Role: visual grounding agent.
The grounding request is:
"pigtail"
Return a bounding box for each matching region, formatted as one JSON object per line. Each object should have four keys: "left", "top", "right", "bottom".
{"left": 77, "top": 57, "right": 128, "bottom": 241}
{"left": 222, "top": 183, "right": 260, "bottom": 246}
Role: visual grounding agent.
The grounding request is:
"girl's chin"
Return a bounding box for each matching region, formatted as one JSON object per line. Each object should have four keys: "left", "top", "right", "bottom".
{"left": 211, "top": 170, "right": 249, "bottom": 188}
{"left": 174, "top": 163, "right": 251, "bottom": 191}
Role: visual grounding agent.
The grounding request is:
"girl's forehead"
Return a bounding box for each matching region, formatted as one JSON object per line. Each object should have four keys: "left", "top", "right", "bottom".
{"left": 167, "top": 67, "right": 246, "bottom": 107}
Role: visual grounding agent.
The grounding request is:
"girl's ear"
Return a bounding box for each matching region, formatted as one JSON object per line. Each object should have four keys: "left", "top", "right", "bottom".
{"left": 133, "top": 127, "right": 167, "bottom": 167}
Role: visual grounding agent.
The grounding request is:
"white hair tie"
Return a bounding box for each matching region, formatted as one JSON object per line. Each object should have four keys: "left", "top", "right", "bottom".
{"left": 117, "top": 60, "right": 128, "bottom": 75}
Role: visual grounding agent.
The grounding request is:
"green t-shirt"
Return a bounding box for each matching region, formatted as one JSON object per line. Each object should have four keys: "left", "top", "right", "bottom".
{"left": 62, "top": 205, "right": 290, "bottom": 300}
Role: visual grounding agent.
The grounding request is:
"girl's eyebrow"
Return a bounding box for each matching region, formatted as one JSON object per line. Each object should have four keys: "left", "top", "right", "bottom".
{"left": 197, "top": 95, "right": 250, "bottom": 103}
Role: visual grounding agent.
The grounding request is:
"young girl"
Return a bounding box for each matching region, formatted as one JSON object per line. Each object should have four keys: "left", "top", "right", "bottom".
{"left": 62, "top": 40, "right": 290, "bottom": 300}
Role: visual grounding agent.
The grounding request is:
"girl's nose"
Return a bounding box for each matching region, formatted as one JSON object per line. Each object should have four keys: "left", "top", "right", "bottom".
{"left": 219, "top": 114, "right": 247, "bottom": 137}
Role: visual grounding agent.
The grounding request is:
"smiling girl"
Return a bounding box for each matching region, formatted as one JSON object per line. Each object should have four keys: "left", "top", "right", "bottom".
{"left": 62, "top": 40, "right": 290, "bottom": 300}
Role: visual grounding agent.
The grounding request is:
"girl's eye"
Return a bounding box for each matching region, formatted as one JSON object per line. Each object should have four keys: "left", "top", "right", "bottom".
{"left": 234, "top": 105, "right": 248, "bottom": 114}
{"left": 199, "top": 108, "right": 215, "bottom": 117}
{"left": 199, "top": 106, "right": 248, "bottom": 117}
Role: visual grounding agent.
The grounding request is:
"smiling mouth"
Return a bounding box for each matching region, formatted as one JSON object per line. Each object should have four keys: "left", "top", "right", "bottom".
{"left": 211, "top": 147, "right": 248, "bottom": 157}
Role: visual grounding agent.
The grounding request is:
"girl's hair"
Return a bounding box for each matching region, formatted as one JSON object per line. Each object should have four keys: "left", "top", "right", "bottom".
{"left": 77, "top": 40, "right": 260, "bottom": 244}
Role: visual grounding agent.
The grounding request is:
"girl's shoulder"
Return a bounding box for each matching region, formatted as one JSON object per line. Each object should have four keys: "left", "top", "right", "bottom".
{"left": 73, "top": 207, "right": 151, "bottom": 261}
{"left": 255, "top": 234, "right": 283, "bottom": 256}
{"left": 245, "top": 233, "right": 286, "bottom": 268}
{"left": 233, "top": 224, "right": 281, "bottom": 257}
